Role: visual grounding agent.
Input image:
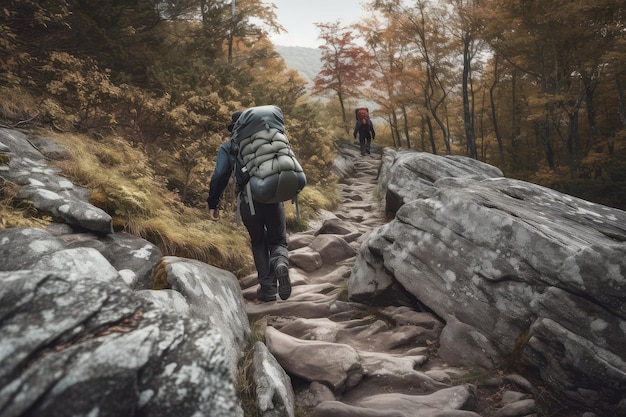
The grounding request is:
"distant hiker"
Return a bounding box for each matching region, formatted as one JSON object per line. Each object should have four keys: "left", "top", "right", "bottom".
{"left": 207, "top": 106, "right": 305, "bottom": 302}
{"left": 353, "top": 107, "right": 375, "bottom": 156}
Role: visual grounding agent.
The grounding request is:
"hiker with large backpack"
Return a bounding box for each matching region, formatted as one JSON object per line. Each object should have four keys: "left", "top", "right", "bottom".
{"left": 207, "top": 105, "right": 306, "bottom": 302}
{"left": 353, "top": 107, "right": 375, "bottom": 156}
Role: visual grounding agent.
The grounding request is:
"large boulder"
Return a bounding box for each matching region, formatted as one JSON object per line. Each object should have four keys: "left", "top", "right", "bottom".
{"left": 350, "top": 151, "right": 626, "bottom": 415}
{"left": 379, "top": 149, "right": 503, "bottom": 214}
{"left": 0, "top": 229, "right": 266, "bottom": 416}
{"left": 0, "top": 228, "right": 65, "bottom": 270}
{"left": 157, "top": 256, "right": 251, "bottom": 373}
{"left": 0, "top": 270, "right": 243, "bottom": 417}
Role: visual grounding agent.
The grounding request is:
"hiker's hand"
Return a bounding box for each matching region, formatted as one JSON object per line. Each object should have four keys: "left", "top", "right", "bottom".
{"left": 209, "top": 208, "right": 220, "bottom": 221}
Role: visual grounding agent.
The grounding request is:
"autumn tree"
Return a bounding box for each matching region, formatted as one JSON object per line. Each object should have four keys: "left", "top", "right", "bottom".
{"left": 242, "top": 46, "right": 307, "bottom": 113}
{"left": 356, "top": 6, "right": 414, "bottom": 149}
{"left": 372, "top": 0, "right": 458, "bottom": 155}
{"left": 360, "top": 0, "right": 626, "bottom": 206}
{"left": 479, "top": 0, "right": 625, "bottom": 176}
{"left": 486, "top": 55, "right": 506, "bottom": 168}
{"left": 2, "top": 0, "right": 317, "bottom": 205}
{"left": 442, "top": 0, "right": 488, "bottom": 159}
{"left": 312, "top": 21, "right": 371, "bottom": 134}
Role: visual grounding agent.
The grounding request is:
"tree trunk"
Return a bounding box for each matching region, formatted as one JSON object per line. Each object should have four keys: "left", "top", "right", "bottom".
{"left": 387, "top": 115, "right": 398, "bottom": 148}
{"left": 402, "top": 106, "right": 411, "bottom": 149}
{"left": 420, "top": 118, "right": 426, "bottom": 151}
{"left": 426, "top": 115, "right": 437, "bottom": 154}
{"left": 428, "top": 98, "right": 448, "bottom": 154}
{"left": 479, "top": 88, "right": 486, "bottom": 161}
{"left": 462, "top": 36, "right": 477, "bottom": 159}
{"left": 582, "top": 72, "right": 598, "bottom": 154}
{"left": 490, "top": 56, "right": 505, "bottom": 168}
{"left": 337, "top": 92, "right": 349, "bottom": 135}
{"left": 511, "top": 67, "right": 518, "bottom": 144}
{"left": 391, "top": 110, "right": 401, "bottom": 147}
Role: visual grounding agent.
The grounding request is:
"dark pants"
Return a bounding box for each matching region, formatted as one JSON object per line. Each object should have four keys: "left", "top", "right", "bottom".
{"left": 359, "top": 135, "right": 371, "bottom": 155}
{"left": 240, "top": 198, "right": 288, "bottom": 296}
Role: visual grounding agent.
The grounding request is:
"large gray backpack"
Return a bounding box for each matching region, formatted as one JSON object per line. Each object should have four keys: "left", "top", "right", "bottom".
{"left": 230, "top": 105, "right": 306, "bottom": 215}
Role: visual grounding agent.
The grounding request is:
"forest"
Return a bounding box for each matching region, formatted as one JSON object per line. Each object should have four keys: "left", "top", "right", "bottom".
{"left": 312, "top": 0, "right": 626, "bottom": 209}
{"left": 1, "top": 0, "right": 626, "bottom": 262}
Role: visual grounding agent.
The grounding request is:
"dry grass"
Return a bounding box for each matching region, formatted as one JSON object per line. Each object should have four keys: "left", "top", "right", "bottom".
{"left": 0, "top": 86, "right": 41, "bottom": 128}
{"left": 0, "top": 179, "right": 52, "bottom": 229}
{"left": 234, "top": 317, "right": 269, "bottom": 417}
{"left": 44, "top": 131, "right": 255, "bottom": 275}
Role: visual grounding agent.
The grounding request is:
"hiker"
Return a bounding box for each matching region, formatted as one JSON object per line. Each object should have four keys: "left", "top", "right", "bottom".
{"left": 353, "top": 108, "right": 375, "bottom": 156}
{"left": 207, "top": 110, "right": 292, "bottom": 302}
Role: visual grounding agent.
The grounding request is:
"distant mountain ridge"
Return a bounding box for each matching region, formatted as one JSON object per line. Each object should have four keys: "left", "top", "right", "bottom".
{"left": 275, "top": 45, "right": 322, "bottom": 85}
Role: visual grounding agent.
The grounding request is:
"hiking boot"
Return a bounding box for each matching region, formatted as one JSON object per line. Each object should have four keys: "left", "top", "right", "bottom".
{"left": 275, "top": 262, "right": 291, "bottom": 300}
{"left": 256, "top": 286, "right": 276, "bottom": 302}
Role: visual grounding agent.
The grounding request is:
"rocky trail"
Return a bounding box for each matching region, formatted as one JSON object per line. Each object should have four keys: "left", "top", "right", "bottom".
{"left": 238, "top": 144, "right": 540, "bottom": 417}
{"left": 3, "top": 127, "right": 616, "bottom": 417}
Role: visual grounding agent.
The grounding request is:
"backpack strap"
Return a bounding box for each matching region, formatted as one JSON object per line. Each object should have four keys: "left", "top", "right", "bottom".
{"left": 235, "top": 192, "right": 242, "bottom": 226}
{"left": 231, "top": 140, "right": 257, "bottom": 225}
{"left": 234, "top": 185, "right": 256, "bottom": 226}
{"left": 245, "top": 181, "right": 255, "bottom": 216}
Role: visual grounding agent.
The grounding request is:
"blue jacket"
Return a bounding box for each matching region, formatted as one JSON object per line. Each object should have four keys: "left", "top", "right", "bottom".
{"left": 207, "top": 141, "right": 234, "bottom": 210}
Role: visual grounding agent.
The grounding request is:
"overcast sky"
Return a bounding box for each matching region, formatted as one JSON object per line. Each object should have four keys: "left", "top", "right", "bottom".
{"left": 265, "top": 0, "right": 368, "bottom": 48}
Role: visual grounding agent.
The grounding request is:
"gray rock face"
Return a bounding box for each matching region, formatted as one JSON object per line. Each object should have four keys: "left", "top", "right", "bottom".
{"left": 0, "top": 227, "right": 157, "bottom": 288}
{"left": 63, "top": 231, "right": 162, "bottom": 289}
{"left": 0, "top": 228, "right": 65, "bottom": 270}
{"left": 0, "top": 270, "right": 242, "bottom": 417}
{"left": 379, "top": 149, "right": 503, "bottom": 214}
{"left": 349, "top": 149, "right": 626, "bottom": 414}
{"left": 1, "top": 128, "right": 112, "bottom": 234}
{"left": 0, "top": 226, "right": 269, "bottom": 415}
{"left": 160, "top": 256, "right": 251, "bottom": 372}
{"left": 252, "top": 341, "right": 296, "bottom": 417}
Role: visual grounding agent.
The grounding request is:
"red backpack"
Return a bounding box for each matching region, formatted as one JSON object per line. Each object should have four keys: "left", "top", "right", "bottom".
{"left": 355, "top": 107, "right": 370, "bottom": 127}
